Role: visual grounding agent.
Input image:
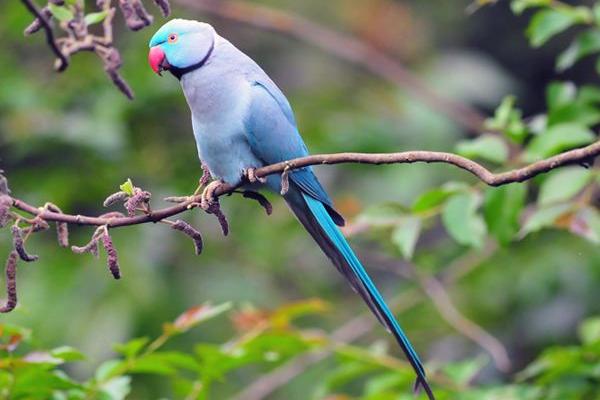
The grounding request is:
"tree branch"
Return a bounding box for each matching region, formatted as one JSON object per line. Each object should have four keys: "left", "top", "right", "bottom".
{"left": 20, "top": 0, "right": 69, "bottom": 71}
{"left": 21, "top": 0, "right": 170, "bottom": 98}
{"left": 8, "top": 141, "right": 599, "bottom": 228}
{"left": 408, "top": 262, "right": 511, "bottom": 372}
{"left": 175, "top": 0, "right": 488, "bottom": 133}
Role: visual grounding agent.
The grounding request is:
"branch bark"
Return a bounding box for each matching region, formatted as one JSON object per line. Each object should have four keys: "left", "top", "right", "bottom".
{"left": 8, "top": 141, "right": 600, "bottom": 228}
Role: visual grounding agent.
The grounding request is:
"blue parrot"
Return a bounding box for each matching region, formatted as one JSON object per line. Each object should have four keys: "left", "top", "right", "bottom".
{"left": 148, "top": 19, "right": 434, "bottom": 398}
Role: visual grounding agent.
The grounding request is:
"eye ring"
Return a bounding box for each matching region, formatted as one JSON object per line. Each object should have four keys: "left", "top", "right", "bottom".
{"left": 168, "top": 33, "right": 178, "bottom": 43}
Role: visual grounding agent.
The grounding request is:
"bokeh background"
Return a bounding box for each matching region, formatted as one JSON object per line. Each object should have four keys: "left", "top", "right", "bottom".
{"left": 0, "top": 0, "right": 599, "bottom": 398}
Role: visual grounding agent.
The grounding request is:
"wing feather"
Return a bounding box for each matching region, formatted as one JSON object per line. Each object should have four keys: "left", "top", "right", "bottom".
{"left": 244, "top": 79, "right": 344, "bottom": 225}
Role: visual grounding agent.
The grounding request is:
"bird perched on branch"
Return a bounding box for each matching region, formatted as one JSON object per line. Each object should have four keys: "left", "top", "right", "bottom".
{"left": 148, "top": 19, "right": 434, "bottom": 398}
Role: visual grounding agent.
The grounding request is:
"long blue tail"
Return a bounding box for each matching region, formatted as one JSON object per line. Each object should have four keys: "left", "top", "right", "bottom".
{"left": 285, "top": 187, "right": 434, "bottom": 399}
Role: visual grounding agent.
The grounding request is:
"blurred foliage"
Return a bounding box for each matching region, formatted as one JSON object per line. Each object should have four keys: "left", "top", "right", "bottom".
{"left": 0, "top": 305, "right": 599, "bottom": 399}
{"left": 0, "top": 0, "right": 599, "bottom": 399}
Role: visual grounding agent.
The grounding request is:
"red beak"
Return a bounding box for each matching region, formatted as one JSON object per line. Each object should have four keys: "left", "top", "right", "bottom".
{"left": 148, "top": 46, "right": 168, "bottom": 75}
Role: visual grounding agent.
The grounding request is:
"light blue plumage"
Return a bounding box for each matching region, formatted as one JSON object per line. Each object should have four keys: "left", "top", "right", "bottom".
{"left": 149, "top": 19, "right": 434, "bottom": 398}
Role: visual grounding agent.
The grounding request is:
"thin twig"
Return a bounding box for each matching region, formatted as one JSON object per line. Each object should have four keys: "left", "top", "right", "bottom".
{"left": 365, "top": 242, "right": 509, "bottom": 370}
{"left": 21, "top": 0, "right": 167, "bottom": 98}
{"left": 408, "top": 263, "right": 511, "bottom": 372}
{"left": 20, "top": 0, "right": 69, "bottom": 71}
{"left": 7, "top": 141, "right": 600, "bottom": 228}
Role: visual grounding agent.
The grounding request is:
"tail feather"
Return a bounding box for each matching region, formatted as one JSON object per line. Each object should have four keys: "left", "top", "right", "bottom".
{"left": 285, "top": 187, "right": 434, "bottom": 399}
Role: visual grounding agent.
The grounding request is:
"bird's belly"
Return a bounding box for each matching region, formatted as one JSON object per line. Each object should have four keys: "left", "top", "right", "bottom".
{"left": 193, "top": 121, "right": 262, "bottom": 186}
{"left": 184, "top": 72, "right": 261, "bottom": 185}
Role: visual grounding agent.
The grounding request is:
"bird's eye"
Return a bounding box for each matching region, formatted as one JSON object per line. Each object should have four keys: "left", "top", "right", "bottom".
{"left": 168, "top": 33, "right": 178, "bottom": 43}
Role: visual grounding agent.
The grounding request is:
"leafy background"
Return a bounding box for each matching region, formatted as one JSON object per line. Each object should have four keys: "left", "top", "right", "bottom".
{"left": 0, "top": 0, "right": 599, "bottom": 399}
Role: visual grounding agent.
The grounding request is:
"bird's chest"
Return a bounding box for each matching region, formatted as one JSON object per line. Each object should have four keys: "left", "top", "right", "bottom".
{"left": 183, "top": 70, "right": 247, "bottom": 121}
{"left": 182, "top": 72, "right": 259, "bottom": 184}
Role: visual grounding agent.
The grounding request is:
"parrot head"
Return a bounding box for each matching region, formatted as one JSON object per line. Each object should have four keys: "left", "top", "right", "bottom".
{"left": 148, "top": 19, "right": 215, "bottom": 78}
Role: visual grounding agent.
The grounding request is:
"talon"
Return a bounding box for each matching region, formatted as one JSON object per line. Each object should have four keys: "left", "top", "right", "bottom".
{"left": 187, "top": 202, "right": 200, "bottom": 210}
{"left": 199, "top": 163, "right": 212, "bottom": 187}
{"left": 192, "top": 164, "right": 213, "bottom": 197}
{"left": 200, "top": 180, "right": 223, "bottom": 210}
{"left": 243, "top": 167, "right": 267, "bottom": 184}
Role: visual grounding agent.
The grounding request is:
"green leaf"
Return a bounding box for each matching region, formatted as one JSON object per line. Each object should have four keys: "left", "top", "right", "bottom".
{"left": 517, "top": 346, "right": 583, "bottom": 383}
{"left": 456, "top": 134, "right": 509, "bottom": 164}
{"left": 113, "top": 337, "right": 149, "bottom": 358}
{"left": 546, "top": 84, "right": 600, "bottom": 127}
{"left": 538, "top": 167, "right": 592, "bottom": 205}
{"left": 270, "top": 299, "right": 329, "bottom": 328}
{"left": 412, "top": 188, "right": 453, "bottom": 213}
{"left": 10, "top": 368, "right": 82, "bottom": 396}
{"left": 391, "top": 216, "right": 421, "bottom": 259}
{"left": 22, "top": 352, "right": 63, "bottom": 365}
{"left": 578, "top": 85, "right": 600, "bottom": 104}
{"left": 84, "top": 11, "right": 109, "bottom": 26}
{"left": 316, "top": 362, "right": 380, "bottom": 395}
{"left": 546, "top": 81, "right": 577, "bottom": 111}
{"left": 557, "top": 30, "right": 600, "bottom": 72}
{"left": 442, "top": 192, "right": 487, "bottom": 247}
{"left": 594, "top": 3, "right": 600, "bottom": 25}
{"left": 524, "top": 123, "right": 595, "bottom": 161}
{"left": 172, "top": 377, "right": 196, "bottom": 398}
{"left": 0, "top": 323, "right": 32, "bottom": 343}
{"left": 50, "top": 346, "right": 85, "bottom": 362}
{"left": 48, "top": 4, "right": 74, "bottom": 22}
{"left": 547, "top": 103, "right": 600, "bottom": 127}
{"left": 119, "top": 179, "right": 135, "bottom": 196}
{"left": 443, "top": 356, "right": 489, "bottom": 386}
{"left": 128, "top": 354, "right": 177, "bottom": 375}
{"left": 195, "top": 332, "right": 317, "bottom": 383}
{"left": 364, "top": 372, "right": 406, "bottom": 395}
{"left": 521, "top": 204, "right": 571, "bottom": 236}
{"left": 505, "top": 116, "right": 529, "bottom": 143}
{"left": 357, "top": 202, "right": 407, "bottom": 226}
{"left": 490, "top": 95, "right": 517, "bottom": 128}
{"left": 571, "top": 207, "right": 600, "bottom": 243}
{"left": 411, "top": 182, "right": 470, "bottom": 213}
{"left": 98, "top": 376, "right": 131, "bottom": 400}
{"left": 579, "top": 317, "right": 600, "bottom": 345}
{"left": 148, "top": 351, "right": 200, "bottom": 371}
{"left": 165, "top": 302, "right": 231, "bottom": 335}
{"left": 526, "top": 9, "right": 579, "bottom": 47}
{"left": 484, "top": 184, "right": 527, "bottom": 245}
{"left": 95, "top": 360, "right": 124, "bottom": 381}
{"left": 511, "top": 0, "right": 551, "bottom": 15}
{"left": 485, "top": 96, "right": 529, "bottom": 143}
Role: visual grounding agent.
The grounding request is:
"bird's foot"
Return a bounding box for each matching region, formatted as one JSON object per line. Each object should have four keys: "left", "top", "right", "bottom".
{"left": 204, "top": 200, "right": 229, "bottom": 236}
{"left": 235, "top": 190, "right": 273, "bottom": 215}
{"left": 199, "top": 163, "right": 212, "bottom": 187}
{"left": 242, "top": 167, "right": 267, "bottom": 184}
{"left": 191, "top": 163, "right": 213, "bottom": 197}
{"left": 178, "top": 179, "right": 229, "bottom": 236}
{"left": 199, "top": 180, "right": 224, "bottom": 211}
